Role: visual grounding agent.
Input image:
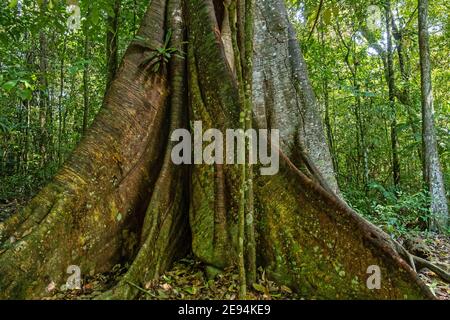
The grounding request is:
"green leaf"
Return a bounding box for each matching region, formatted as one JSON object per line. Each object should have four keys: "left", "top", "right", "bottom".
{"left": 323, "top": 8, "right": 332, "bottom": 25}
{"left": 173, "top": 54, "right": 185, "bottom": 60}
{"left": 164, "top": 29, "right": 172, "bottom": 47}
{"left": 331, "top": 4, "right": 339, "bottom": 18}
{"left": 280, "top": 285, "right": 292, "bottom": 293}
{"left": 20, "top": 80, "right": 32, "bottom": 89}
{"left": 90, "top": 8, "right": 100, "bottom": 26}
{"left": 252, "top": 283, "right": 266, "bottom": 293}
{"left": 2, "top": 80, "right": 18, "bottom": 91}
{"left": 0, "top": 120, "right": 10, "bottom": 133}
{"left": 157, "top": 289, "right": 169, "bottom": 298}
{"left": 184, "top": 286, "right": 197, "bottom": 295}
{"left": 8, "top": 0, "right": 18, "bottom": 9}
{"left": 134, "top": 35, "right": 148, "bottom": 42}
{"left": 18, "top": 88, "right": 32, "bottom": 101}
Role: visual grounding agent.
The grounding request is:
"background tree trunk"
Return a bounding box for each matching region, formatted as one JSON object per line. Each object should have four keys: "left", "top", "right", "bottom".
{"left": 82, "top": 7, "right": 91, "bottom": 135}
{"left": 38, "top": 0, "right": 49, "bottom": 168}
{"left": 253, "top": 0, "right": 339, "bottom": 195}
{"left": 106, "top": 0, "right": 121, "bottom": 91}
{"left": 385, "top": 1, "right": 401, "bottom": 188}
{"left": 418, "top": 0, "right": 448, "bottom": 231}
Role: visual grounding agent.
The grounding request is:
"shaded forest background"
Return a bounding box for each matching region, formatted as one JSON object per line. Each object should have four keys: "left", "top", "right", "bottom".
{"left": 1, "top": 0, "right": 448, "bottom": 236}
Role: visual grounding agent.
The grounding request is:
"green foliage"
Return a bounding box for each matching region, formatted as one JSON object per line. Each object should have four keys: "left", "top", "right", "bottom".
{"left": 0, "top": 0, "right": 149, "bottom": 202}
{"left": 344, "top": 186, "right": 433, "bottom": 237}
{"left": 1, "top": 79, "right": 34, "bottom": 101}
{"left": 8, "top": 0, "right": 19, "bottom": 9}
{"left": 291, "top": 0, "right": 448, "bottom": 235}
{"left": 135, "top": 29, "right": 185, "bottom": 74}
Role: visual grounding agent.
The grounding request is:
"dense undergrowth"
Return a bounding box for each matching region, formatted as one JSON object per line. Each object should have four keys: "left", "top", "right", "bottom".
{"left": 344, "top": 184, "right": 450, "bottom": 237}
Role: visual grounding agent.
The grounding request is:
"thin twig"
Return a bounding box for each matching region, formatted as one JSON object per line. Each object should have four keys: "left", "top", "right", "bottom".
{"left": 125, "top": 280, "right": 155, "bottom": 296}
{"left": 307, "top": 0, "right": 324, "bottom": 42}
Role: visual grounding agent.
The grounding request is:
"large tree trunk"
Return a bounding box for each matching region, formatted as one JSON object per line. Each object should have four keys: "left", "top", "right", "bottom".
{"left": 0, "top": 0, "right": 433, "bottom": 300}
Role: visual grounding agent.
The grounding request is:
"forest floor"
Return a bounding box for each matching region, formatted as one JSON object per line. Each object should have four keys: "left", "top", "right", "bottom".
{"left": 399, "top": 232, "right": 450, "bottom": 300}
{"left": 45, "top": 232, "right": 450, "bottom": 301}
{"left": 0, "top": 199, "right": 449, "bottom": 300}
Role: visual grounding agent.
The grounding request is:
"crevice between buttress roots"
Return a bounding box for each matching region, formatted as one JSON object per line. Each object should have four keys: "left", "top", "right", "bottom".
{"left": 98, "top": 0, "right": 191, "bottom": 300}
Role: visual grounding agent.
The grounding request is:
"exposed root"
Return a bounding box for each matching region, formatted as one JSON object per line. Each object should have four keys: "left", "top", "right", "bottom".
{"left": 392, "top": 239, "right": 449, "bottom": 283}
{"left": 412, "top": 255, "right": 450, "bottom": 283}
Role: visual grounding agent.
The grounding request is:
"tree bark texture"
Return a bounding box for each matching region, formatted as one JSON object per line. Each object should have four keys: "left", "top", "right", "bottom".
{"left": 418, "top": 0, "right": 448, "bottom": 231}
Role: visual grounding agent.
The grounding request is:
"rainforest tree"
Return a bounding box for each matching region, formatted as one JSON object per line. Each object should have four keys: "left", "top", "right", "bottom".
{"left": 0, "top": 0, "right": 444, "bottom": 300}
{"left": 418, "top": 0, "right": 448, "bottom": 232}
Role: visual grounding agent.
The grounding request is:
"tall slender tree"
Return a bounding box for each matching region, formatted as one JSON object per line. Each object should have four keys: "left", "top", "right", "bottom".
{"left": 385, "top": 0, "right": 400, "bottom": 188}
{"left": 82, "top": 6, "right": 91, "bottom": 135}
{"left": 38, "top": 0, "right": 50, "bottom": 167}
{"left": 106, "top": 0, "right": 121, "bottom": 91}
{"left": 418, "top": 0, "right": 448, "bottom": 231}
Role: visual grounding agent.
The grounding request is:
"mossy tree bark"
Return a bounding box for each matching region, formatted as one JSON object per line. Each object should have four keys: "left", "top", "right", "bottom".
{"left": 0, "top": 0, "right": 434, "bottom": 300}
